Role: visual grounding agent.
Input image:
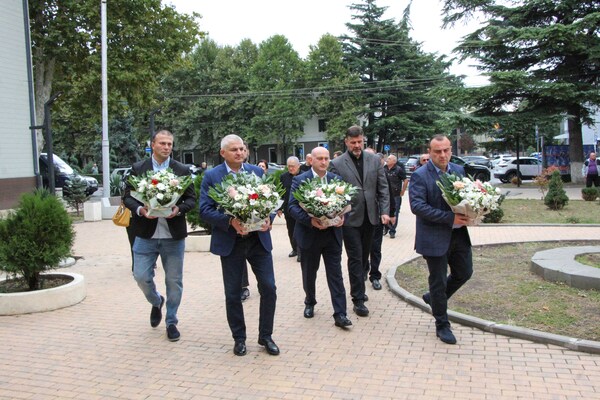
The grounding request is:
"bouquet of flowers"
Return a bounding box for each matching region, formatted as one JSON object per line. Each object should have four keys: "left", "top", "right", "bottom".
{"left": 436, "top": 173, "right": 502, "bottom": 225}
{"left": 292, "top": 177, "right": 357, "bottom": 227}
{"left": 128, "top": 168, "right": 192, "bottom": 217}
{"left": 208, "top": 172, "right": 284, "bottom": 232}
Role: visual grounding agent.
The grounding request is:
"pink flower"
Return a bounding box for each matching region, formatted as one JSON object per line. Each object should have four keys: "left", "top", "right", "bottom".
{"left": 227, "top": 186, "right": 238, "bottom": 198}
{"left": 335, "top": 186, "right": 345, "bottom": 195}
{"left": 316, "top": 188, "right": 324, "bottom": 197}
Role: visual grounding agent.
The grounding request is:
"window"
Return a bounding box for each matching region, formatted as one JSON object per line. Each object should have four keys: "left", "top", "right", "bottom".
{"left": 269, "top": 147, "right": 277, "bottom": 164}
{"left": 183, "top": 152, "right": 194, "bottom": 165}
{"left": 318, "top": 119, "right": 327, "bottom": 132}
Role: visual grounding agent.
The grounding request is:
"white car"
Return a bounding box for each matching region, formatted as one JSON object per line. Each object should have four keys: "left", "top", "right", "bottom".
{"left": 493, "top": 157, "right": 543, "bottom": 183}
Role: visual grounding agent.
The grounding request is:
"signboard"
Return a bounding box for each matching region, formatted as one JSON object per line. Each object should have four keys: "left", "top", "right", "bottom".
{"left": 384, "top": 144, "right": 390, "bottom": 151}
{"left": 145, "top": 147, "right": 151, "bottom": 154}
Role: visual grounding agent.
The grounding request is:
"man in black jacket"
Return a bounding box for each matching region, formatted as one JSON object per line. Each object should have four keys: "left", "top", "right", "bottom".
{"left": 278, "top": 156, "right": 301, "bottom": 260}
{"left": 123, "top": 130, "right": 196, "bottom": 342}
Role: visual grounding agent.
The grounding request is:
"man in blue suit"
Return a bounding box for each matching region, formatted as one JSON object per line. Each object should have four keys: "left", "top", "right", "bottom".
{"left": 288, "top": 146, "right": 352, "bottom": 328}
{"left": 409, "top": 134, "right": 473, "bottom": 345}
{"left": 199, "top": 134, "right": 279, "bottom": 357}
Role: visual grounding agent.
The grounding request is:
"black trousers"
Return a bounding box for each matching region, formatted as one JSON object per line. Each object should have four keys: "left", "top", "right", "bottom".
{"left": 368, "top": 223, "right": 383, "bottom": 281}
{"left": 342, "top": 218, "right": 374, "bottom": 303}
{"left": 284, "top": 213, "right": 297, "bottom": 251}
{"left": 423, "top": 227, "right": 473, "bottom": 329}
{"left": 586, "top": 173, "right": 600, "bottom": 188}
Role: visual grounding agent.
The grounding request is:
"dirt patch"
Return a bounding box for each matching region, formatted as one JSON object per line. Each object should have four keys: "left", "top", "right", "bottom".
{"left": 395, "top": 240, "right": 600, "bottom": 341}
{"left": 0, "top": 275, "right": 74, "bottom": 293}
{"left": 576, "top": 253, "right": 600, "bottom": 269}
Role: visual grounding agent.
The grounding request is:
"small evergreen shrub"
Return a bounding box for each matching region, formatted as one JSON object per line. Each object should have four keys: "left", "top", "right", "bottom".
{"left": 581, "top": 187, "right": 599, "bottom": 201}
{"left": 544, "top": 170, "right": 569, "bottom": 210}
{"left": 0, "top": 189, "right": 75, "bottom": 290}
{"left": 63, "top": 175, "right": 91, "bottom": 216}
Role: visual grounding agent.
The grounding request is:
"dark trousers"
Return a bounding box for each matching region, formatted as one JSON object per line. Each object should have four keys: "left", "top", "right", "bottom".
{"left": 342, "top": 219, "right": 374, "bottom": 303}
{"left": 126, "top": 225, "right": 136, "bottom": 271}
{"left": 220, "top": 233, "right": 277, "bottom": 341}
{"left": 284, "top": 213, "right": 297, "bottom": 251}
{"left": 424, "top": 227, "right": 473, "bottom": 329}
{"left": 300, "top": 230, "right": 347, "bottom": 316}
{"left": 388, "top": 195, "right": 402, "bottom": 234}
{"left": 369, "top": 223, "right": 383, "bottom": 281}
{"left": 586, "top": 173, "right": 600, "bottom": 188}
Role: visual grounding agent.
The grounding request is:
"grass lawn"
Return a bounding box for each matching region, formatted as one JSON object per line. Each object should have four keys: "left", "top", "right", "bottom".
{"left": 499, "top": 199, "right": 600, "bottom": 224}
{"left": 396, "top": 241, "right": 600, "bottom": 341}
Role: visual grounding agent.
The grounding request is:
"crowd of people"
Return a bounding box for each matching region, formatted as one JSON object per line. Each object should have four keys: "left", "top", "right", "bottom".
{"left": 121, "top": 126, "right": 474, "bottom": 356}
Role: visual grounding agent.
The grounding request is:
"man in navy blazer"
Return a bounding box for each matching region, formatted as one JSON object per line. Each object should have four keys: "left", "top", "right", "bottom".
{"left": 288, "top": 147, "right": 352, "bottom": 328}
{"left": 409, "top": 134, "right": 473, "bottom": 345}
{"left": 123, "top": 130, "right": 196, "bottom": 342}
{"left": 199, "top": 134, "right": 279, "bottom": 357}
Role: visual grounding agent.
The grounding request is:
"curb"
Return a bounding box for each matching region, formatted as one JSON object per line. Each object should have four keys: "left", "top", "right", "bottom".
{"left": 385, "top": 255, "right": 600, "bottom": 355}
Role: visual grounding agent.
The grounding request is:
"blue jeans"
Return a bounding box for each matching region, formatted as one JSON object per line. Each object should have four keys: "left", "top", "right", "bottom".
{"left": 388, "top": 195, "right": 402, "bottom": 234}
{"left": 133, "top": 237, "right": 185, "bottom": 327}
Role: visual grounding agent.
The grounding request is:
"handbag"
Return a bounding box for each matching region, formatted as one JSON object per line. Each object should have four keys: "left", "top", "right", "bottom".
{"left": 112, "top": 202, "right": 131, "bottom": 227}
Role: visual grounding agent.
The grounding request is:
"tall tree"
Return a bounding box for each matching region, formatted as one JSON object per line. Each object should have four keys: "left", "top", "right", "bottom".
{"left": 341, "top": 0, "right": 462, "bottom": 152}
{"left": 442, "top": 0, "right": 600, "bottom": 182}
{"left": 29, "top": 0, "right": 201, "bottom": 161}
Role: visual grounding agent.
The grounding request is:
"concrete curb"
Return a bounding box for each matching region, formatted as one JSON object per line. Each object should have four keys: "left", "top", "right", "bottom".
{"left": 386, "top": 254, "right": 600, "bottom": 355}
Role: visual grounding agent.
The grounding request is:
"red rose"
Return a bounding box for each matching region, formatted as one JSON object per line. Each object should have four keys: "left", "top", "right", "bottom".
{"left": 249, "top": 193, "right": 259, "bottom": 200}
{"left": 151, "top": 179, "right": 159, "bottom": 185}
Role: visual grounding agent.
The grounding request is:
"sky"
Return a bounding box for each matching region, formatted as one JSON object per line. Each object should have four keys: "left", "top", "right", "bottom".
{"left": 166, "top": 0, "right": 488, "bottom": 87}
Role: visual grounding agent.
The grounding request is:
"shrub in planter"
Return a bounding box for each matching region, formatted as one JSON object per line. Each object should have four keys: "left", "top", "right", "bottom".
{"left": 581, "top": 187, "right": 599, "bottom": 201}
{"left": 63, "top": 175, "right": 91, "bottom": 216}
{"left": 0, "top": 189, "right": 75, "bottom": 291}
{"left": 544, "top": 170, "right": 569, "bottom": 210}
{"left": 483, "top": 193, "right": 506, "bottom": 223}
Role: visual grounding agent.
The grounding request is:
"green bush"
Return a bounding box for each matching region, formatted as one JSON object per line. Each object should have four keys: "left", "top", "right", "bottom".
{"left": 186, "top": 172, "right": 212, "bottom": 234}
{"left": 581, "top": 187, "right": 599, "bottom": 201}
{"left": 0, "top": 189, "right": 75, "bottom": 290}
{"left": 544, "top": 170, "right": 569, "bottom": 210}
{"left": 110, "top": 174, "right": 123, "bottom": 197}
{"left": 63, "top": 175, "right": 90, "bottom": 216}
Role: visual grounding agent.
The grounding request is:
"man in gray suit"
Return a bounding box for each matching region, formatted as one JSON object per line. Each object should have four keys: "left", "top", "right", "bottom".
{"left": 330, "top": 125, "right": 390, "bottom": 317}
{"left": 408, "top": 134, "right": 472, "bottom": 345}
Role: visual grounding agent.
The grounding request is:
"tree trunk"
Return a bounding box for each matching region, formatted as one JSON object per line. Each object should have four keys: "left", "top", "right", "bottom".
{"left": 33, "top": 45, "right": 55, "bottom": 152}
{"left": 567, "top": 107, "right": 584, "bottom": 184}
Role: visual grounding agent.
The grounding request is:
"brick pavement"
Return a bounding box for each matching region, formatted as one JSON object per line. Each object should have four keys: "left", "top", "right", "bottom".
{"left": 1, "top": 205, "right": 600, "bottom": 399}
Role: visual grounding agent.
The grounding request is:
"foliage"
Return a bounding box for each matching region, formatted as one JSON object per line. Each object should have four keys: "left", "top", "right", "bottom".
{"left": 533, "top": 166, "right": 561, "bottom": 199}
{"left": 63, "top": 175, "right": 90, "bottom": 216}
{"left": 442, "top": 0, "right": 600, "bottom": 178}
{"left": 30, "top": 0, "right": 202, "bottom": 163}
{"left": 0, "top": 189, "right": 74, "bottom": 291}
{"left": 544, "top": 171, "right": 569, "bottom": 210}
{"left": 341, "top": 0, "right": 464, "bottom": 152}
{"left": 187, "top": 173, "right": 212, "bottom": 234}
{"left": 582, "top": 187, "right": 599, "bottom": 201}
{"left": 110, "top": 174, "right": 123, "bottom": 197}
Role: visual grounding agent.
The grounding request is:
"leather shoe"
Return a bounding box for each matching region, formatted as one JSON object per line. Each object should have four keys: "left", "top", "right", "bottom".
{"left": 372, "top": 279, "right": 382, "bottom": 290}
{"left": 363, "top": 294, "right": 369, "bottom": 302}
{"left": 258, "top": 338, "right": 280, "bottom": 355}
{"left": 334, "top": 314, "right": 352, "bottom": 328}
{"left": 288, "top": 250, "right": 297, "bottom": 257}
{"left": 297, "top": 254, "right": 301, "bottom": 262}
{"left": 389, "top": 233, "right": 395, "bottom": 239}
{"left": 233, "top": 340, "right": 247, "bottom": 356}
{"left": 241, "top": 287, "right": 250, "bottom": 301}
{"left": 353, "top": 301, "right": 369, "bottom": 317}
{"left": 436, "top": 326, "right": 457, "bottom": 344}
{"left": 150, "top": 295, "right": 165, "bottom": 328}
{"left": 303, "top": 305, "right": 314, "bottom": 318}
{"left": 166, "top": 324, "right": 180, "bottom": 342}
{"left": 422, "top": 292, "right": 431, "bottom": 305}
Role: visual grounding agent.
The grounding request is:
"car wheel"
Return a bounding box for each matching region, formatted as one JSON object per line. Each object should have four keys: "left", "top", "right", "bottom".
{"left": 505, "top": 171, "right": 518, "bottom": 182}
{"left": 473, "top": 171, "right": 489, "bottom": 182}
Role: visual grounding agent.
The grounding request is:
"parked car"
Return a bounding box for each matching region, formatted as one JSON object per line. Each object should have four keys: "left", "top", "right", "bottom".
{"left": 404, "top": 155, "right": 421, "bottom": 176}
{"left": 462, "top": 155, "right": 492, "bottom": 169}
{"left": 451, "top": 155, "right": 491, "bottom": 182}
{"left": 39, "top": 153, "right": 98, "bottom": 196}
{"left": 490, "top": 154, "right": 514, "bottom": 169}
{"left": 530, "top": 152, "right": 542, "bottom": 160}
{"left": 111, "top": 167, "right": 131, "bottom": 179}
{"left": 493, "top": 157, "right": 543, "bottom": 183}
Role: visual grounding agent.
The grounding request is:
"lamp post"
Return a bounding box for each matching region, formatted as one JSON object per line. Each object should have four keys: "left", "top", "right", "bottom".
{"left": 43, "top": 92, "right": 63, "bottom": 195}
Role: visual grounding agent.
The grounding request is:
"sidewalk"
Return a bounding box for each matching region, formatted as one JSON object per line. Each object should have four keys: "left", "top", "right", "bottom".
{"left": 1, "top": 203, "right": 599, "bottom": 399}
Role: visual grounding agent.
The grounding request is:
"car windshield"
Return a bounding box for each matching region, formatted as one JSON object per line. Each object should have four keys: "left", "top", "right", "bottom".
{"left": 51, "top": 155, "right": 75, "bottom": 174}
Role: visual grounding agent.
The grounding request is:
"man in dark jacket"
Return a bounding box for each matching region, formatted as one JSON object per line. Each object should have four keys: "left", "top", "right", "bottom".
{"left": 278, "top": 156, "right": 301, "bottom": 260}
{"left": 384, "top": 155, "right": 408, "bottom": 238}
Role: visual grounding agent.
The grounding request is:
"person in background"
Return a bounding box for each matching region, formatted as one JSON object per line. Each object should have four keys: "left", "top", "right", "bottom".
{"left": 333, "top": 150, "right": 343, "bottom": 159}
{"left": 409, "top": 134, "right": 473, "bottom": 345}
{"left": 257, "top": 159, "right": 268, "bottom": 174}
{"left": 300, "top": 153, "right": 313, "bottom": 172}
{"left": 278, "top": 156, "right": 302, "bottom": 261}
{"left": 329, "top": 125, "right": 390, "bottom": 317}
{"left": 582, "top": 152, "right": 600, "bottom": 188}
{"left": 366, "top": 150, "right": 396, "bottom": 291}
{"left": 418, "top": 153, "right": 430, "bottom": 168}
{"left": 288, "top": 146, "right": 352, "bottom": 328}
{"left": 199, "top": 134, "right": 279, "bottom": 357}
{"left": 123, "top": 130, "right": 196, "bottom": 342}
{"left": 91, "top": 163, "right": 99, "bottom": 174}
{"left": 384, "top": 154, "right": 408, "bottom": 239}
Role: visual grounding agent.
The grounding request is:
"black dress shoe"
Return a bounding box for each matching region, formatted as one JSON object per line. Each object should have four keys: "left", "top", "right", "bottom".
{"left": 233, "top": 340, "right": 247, "bottom": 356}
{"left": 166, "top": 324, "right": 180, "bottom": 342}
{"left": 363, "top": 294, "right": 369, "bottom": 302}
{"left": 334, "top": 314, "right": 352, "bottom": 328}
{"left": 353, "top": 301, "right": 369, "bottom": 317}
{"left": 422, "top": 292, "right": 431, "bottom": 305}
{"left": 150, "top": 295, "right": 165, "bottom": 328}
{"left": 303, "top": 305, "right": 314, "bottom": 318}
{"left": 288, "top": 250, "right": 297, "bottom": 257}
{"left": 372, "top": 279, "right": 382, "bottom": 290}
{"left": 436, "top": 326, "right": 457, "bottom": 344}
{"left": 297, "top": 254, "right": 301, "bottom": 262}
{"left": 241, "top": 287, "right": 250, "bottom": 301}
{"left": 258, "top": 338, "right": 280, "bottom": 355}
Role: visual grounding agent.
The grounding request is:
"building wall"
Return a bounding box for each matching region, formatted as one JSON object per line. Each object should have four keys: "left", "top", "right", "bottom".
{"left": 0, "top": 0, "right": 36, "bottom": 209}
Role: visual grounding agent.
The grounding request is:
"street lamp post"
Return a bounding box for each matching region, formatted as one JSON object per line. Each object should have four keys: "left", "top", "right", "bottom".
{"left": 43, "top": 92, "right": 62, "bottom": 195}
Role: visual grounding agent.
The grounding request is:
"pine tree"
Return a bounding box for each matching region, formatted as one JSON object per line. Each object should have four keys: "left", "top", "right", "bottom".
{"left": 63, "top": 175, "right": 90, "bottom": 216}
{"left": 544, "top": 171, "right": 569, "bottom": 210}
